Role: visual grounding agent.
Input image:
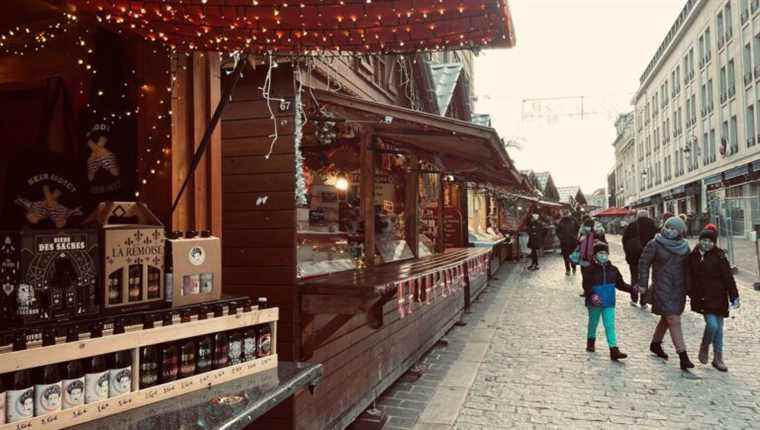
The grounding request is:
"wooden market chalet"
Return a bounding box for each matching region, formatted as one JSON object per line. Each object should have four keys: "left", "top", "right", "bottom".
{"left": 0, "top": 1, "right": 527, "bottom": 429}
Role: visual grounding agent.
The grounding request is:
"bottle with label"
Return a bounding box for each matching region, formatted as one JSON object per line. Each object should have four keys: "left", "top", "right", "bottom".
{"left": 84, "top": 322, "right": 109, "bottom": 404}
{"left": 61, "top": 326, "right": 85, "bottom": 410}
{"left": 34, "top": 330, "right": 62, "bottom": 416}
{"left": 109, "top": 319, "right": 132, "bottom": 397}
{"left": 139, "top": 316, "right": 159, "bottom": 389}
{"left": 128, "top": 264, "right": 143, "bottom": 303}
{"left": 195, "top": 334, "right": 213, "bottom": 375}
{"left": 256, "top": 323, "right": 272, "bottom": 358}
{"left": 0, "top": 369, "right": 5, "bottom": 425}
{"left": 164, "top": 231, "right": 181, "bottom": 303}
{"left": 257, "top": 297, "right": 268, "bottom": 310}
{"left": 178, "top": 337, "right": 196, "bottom": 379}
{"left": 227, "top": 331, "right": 243, "bottom": 366}
{"left": 212, "top": 332, "right": 229, "bottom": 369}
{"left": 242, "top": 326, "right": 257, "bottom": 362}
{"left": 158, "top": 342, "right": 178, "bottom": 384}
{"left": 7, "top": 331, "right": 34, "bottom": 423}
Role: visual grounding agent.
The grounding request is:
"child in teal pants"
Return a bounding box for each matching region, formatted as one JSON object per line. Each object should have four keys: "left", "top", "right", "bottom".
{"left": 582, "top": 242, "right": 637, "bottom": 360}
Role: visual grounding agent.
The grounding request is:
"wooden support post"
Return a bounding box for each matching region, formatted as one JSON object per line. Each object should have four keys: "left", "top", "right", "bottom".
{"left": 437, "top": 174, "right": 445, "bottom": 253}
{"left": 360, "top": 128, "right": 375, "bottom": 266}
{"left": 405, "top": 155, "right": 419, "bottom": 258}
{"left": 192, "top": 52, "right": 210, "bottom": 231}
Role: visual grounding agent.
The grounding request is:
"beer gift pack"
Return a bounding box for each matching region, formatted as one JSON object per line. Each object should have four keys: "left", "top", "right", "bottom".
{"left": 86, "top": 202, "right": 165, "bottom": 311}
{"left": 0, "top": 228, "right": 99, "bottom": 325}
{"left": 166, "top": 232, "right": 222, "bottom": 308}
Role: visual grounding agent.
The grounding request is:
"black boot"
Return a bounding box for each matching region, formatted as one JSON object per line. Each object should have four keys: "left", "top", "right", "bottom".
{"left": 678, "top": 351, "right": 695, "bottom": 370}
{"left": 650, "top": 342, "right": 669, "bottom": 360}
{"left": 610, "top": 347, "right": 628, "bottom": 361}
{"left": 586, "top": 338, "right": 595, "bottom": 352}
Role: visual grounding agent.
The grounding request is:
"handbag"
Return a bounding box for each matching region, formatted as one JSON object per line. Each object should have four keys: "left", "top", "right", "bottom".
{"left": 591, "top": 283, "right": 616, "bottom": 307}
{"left": 569, "top": 247, "right": 581, "bottom": 264}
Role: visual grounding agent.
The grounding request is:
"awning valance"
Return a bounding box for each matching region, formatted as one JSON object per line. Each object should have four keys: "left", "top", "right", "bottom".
{"left": 307, "top": 89, "right": 522, "bottom": 185}
{"left": 63, "top": 0, "right": 516, "bottom": 54}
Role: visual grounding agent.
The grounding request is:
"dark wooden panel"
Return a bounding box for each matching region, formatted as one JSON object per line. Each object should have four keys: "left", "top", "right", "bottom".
{"left": 223, "top": 153, "right": 294, "bottom": 175}
{"left": 222, "top": 135, "right": 296, "bottom": 156}
{"left": 223, "top": 99, "right": 294, "bottom": 121}
{"left": 223, "top": 173, "right": 294, "bottom": 193}
{"left": 221, "top": 117, "right": 294, "bottom": 139}
{"left": 224, "top": 246, "right": 296, "bottom": 267}
{"left": 224, "top": 266, "right": 294, "bottom": 285}
{"left": 223, "top": 210, "right": 294, "bottom": 230}
{"left": 223, "top": 191, "right": 295, "bottom": 211}
{"left": 222, "top": 228, "right": 293, "bottom": 247}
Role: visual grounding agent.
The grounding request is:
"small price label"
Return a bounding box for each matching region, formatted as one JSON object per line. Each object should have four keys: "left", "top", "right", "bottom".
{"left": 246, "top": 362, "right": 258, "bottom": 371}
{"left": 199, "top": 374, "right": 211, "bottom": 384}
{"left": 118, "top": 397, "right": 133, "bottom": 407}
{"left": 41, "top": 414, "right": 58, "bottom": 425}
{"left": 97, "top": 402, "right": 110, "bottom": 413}
{"left": 73, "top": 408, "right": 88, "bottom": 418}
{"left": 162, "top": 384, "right": 177, "bottom": 395}
{"left": 231, "top": 365, "right": 244, "bottom": 375}
{"left": 181, "top": 379, "right": 194, "bottom": 390}
{"left": 213, "top": 370, "right": 225, "bottom": 380}
{"left": 16, "top": 421, "right": 33, "bottom": 430}
{"left": 144, "top": 389, "right": 159, "bottom": 400}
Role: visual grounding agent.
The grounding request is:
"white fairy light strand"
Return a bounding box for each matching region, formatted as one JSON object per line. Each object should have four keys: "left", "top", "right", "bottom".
{"left": 293, "top": 64, "right": 308, "bottom": 206}
{"left": 262, "top": 52, "right": 279, "bottom": 160}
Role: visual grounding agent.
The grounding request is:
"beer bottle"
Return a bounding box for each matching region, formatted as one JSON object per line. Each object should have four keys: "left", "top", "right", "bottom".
{"left": 227, "top": 331, "right": 243, "bottom": 366}
{"left": 257, "top": 297, "right": 268, "bottom": 310}
{"left": 139, "top": 316, "right": 159, "bottom": 389}
{"left": 108, "top": 319, "right": 132, "bottom": 397}
{"left": 34, "top": 330, "right": 62, "bottom": 415}
{"left": 6, "top": 331, "right": 34, "bottom": 423}
{"left": 84, "top": 322, "right": 109, "bottom": 404}
{"left": 256, "top": 323, "right": 272, "bottom": 358}
{"left": 61, "top": 326, "right": 85, "bottom": 410}
{"left": 178, "top": 338, "right": 196, "bottom": 379}
{"left": 242, "top": 326, "right": 257, "bottom": 362}
{"left": 158, "top": 342, "right": 178, "bottom": 384}
{"left": 212, "top": 331, "right": 229, "bottom": 369}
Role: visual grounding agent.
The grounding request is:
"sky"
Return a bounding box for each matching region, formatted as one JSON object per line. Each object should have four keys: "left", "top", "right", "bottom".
{"left": 474, "top": 0, "right": 687, "bottom": 194}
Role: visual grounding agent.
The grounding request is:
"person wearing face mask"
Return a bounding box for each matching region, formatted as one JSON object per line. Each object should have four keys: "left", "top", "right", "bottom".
{"left": 576, "top": 217, "right": 604, "bottom": 296}
{"left": 526, "top": 212, "right": 545, "bottom": 271}
{"left": 582, "top": 242, "right": 636, "bottom": 360}
{"left": 638, "top": 216, "right": 694, "bottom": 371}
{"left": 687, "top": 228, "right": 740, "bottom": 372}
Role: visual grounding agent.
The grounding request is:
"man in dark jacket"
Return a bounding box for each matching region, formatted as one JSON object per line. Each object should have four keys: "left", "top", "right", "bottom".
{"left": 556, "top": 210, "right": 580, "bottom": 275}
{"left": 622, "top": 210, "right": 657, "bottom": 307}
{"left": 688, "top": 228, "right": 740, "bottom": 372}
{"left": 526, "top": 212, "right": 545, "bottom": 271}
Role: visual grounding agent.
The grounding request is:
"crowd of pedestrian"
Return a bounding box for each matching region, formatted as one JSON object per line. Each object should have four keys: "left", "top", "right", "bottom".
{"left": 521, "top": 208, "right": 741, "bottom": 373}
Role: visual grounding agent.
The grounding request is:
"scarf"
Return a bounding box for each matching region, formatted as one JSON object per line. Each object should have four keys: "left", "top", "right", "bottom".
{"left": 579, "top": 233, "right": 595, "bottom": 261}
{"left": 654, "top": 233, "right": 690, "bottom": 256}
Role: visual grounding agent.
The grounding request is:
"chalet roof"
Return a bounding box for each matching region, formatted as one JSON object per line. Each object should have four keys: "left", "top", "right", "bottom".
{"left": 557, "top": 186, "right": 581, "bottom": 204}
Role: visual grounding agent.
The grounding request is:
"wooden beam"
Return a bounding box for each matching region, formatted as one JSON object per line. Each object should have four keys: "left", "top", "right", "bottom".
{"left": 360, "top": 128, "right": 375, "bottom": 266}
{"left": 171, "top": 54, "right": 193, "bottom": 231}
{"left": 301, "top": 314, "right": 354, "bottom": 360}
{"left": 405, "top": 155, "right": 419, "bottom": 258}
{"left": 302, "top": 294, "right": 365, "bottom": 315}
{"left": 208, "top": 53, "right": 223, "bottom": 236}
{"left": 192, "top": 52, "right": 210, "bottom": 231}
{"left": 437, "top": 174, "right": 445, "bottom": 253}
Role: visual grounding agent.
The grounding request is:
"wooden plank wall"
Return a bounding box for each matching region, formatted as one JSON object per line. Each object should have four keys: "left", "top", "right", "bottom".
{"left": 293, "top": 287, "right": 467, "bottom": 430}
{"left": 220, "top": 64, "right": 300, "bottom": 362}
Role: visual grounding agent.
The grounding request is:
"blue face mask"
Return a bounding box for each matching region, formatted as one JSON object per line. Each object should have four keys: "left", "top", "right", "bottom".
{"left": 595, "top": 252, "right": 609, "bottom": 264}
{"left": 662, "top": 227, "right": 679, "bottom": 240}
{"left": 699, "top": 239, "right": 714, "bottom": 252}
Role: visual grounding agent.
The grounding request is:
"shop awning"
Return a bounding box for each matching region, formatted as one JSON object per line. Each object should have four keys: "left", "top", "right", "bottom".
{"left": 724, "top": 164, "right": 749, "bottom": 180}
{"left": 308, "top": 89, "right": 522, "bottom": 185}
{"left": 704, "top": 174, "right": 722, "bottom": 186}
{"left": 62, "top": 0, "right": 516, "bottom": 54}
{"left": 593, "top": 207, "right": 633, "bottom": 217}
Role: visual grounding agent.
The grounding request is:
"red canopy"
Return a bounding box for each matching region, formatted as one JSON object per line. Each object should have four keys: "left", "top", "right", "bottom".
{"left": 594, "top": 207, "right": 633, "bottom": 217}
{"left": 63, "top": 0, "right": 516, "bottom": 54}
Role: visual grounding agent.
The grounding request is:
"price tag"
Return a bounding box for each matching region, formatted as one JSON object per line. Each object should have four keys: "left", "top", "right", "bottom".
{"left": 15, "top": 421, "right": 33, "bottom": 430}
{"left": 161, "top": 384, "right": 177, "bottom": 395}
{"left": 41, "top": 414, "right": 59, "bottom": 426}
{"left": 97, "top": 402, "right": 110, "bottom": 413}
{"left": 73, "top": 407, "right": 88, "bottom": 419}
{"left": 180, "top": 379, "right": 194, "bottom": 390}
{"left": 144, "top": 389, "right": 159, "bottom": 400}
{"left": 117, "top": 397, "right": 133, "bottom": 408}
{"left": 199, "top": 374, "right": 211, "bottom": 385}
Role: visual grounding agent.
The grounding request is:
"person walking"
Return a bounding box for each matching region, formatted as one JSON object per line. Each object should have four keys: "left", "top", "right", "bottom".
{"left": 556, "top": 210, "right": 580, "bottom": 275}
{"left": 622, "top": 210, "right": 657, "bottom": 308}
{"left": 638, "top": 216, "right": 695, "bottom": 371}
{"left": 583, "top": 242, "right": 636, "bottom": 361}
{"left": 526, "top": 212, "right": 545, "bottom": 271}
{"left": 688, "top": 228, "right": 740, "bottom": 372}
{"left": 577, "top": 217, "right": 604, "bottom": 296}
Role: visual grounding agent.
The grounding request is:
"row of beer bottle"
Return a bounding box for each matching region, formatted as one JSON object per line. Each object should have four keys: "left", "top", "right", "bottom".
{"left": 139, "top": 319, "right": 273, "bottom": 389}
{"left": 0, "top": 320, "right": 132, "bottom": 424}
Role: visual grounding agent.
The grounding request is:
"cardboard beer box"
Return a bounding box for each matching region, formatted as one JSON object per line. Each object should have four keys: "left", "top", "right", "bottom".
{"left": 167, "top": 233, "right": 222, "bottom": 308}
{"left": 0, "top": 228, "right": 99, "bottom": 326}
{"left": 87, "top": 202, "right": 165, "bottom": 312}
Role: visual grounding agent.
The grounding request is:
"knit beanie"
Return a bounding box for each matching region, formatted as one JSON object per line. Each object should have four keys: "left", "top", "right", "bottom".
{"left": 704, "top": 223, "right": 718, "bottom": 233}
{"left": 699, "top": 228, "right": 717, "bottom": 243}
{"left": 593, "top": 241, "right": 609, "bottom": 255}
{"left": 663, "top": 216, "right": 687, "bottom": 234}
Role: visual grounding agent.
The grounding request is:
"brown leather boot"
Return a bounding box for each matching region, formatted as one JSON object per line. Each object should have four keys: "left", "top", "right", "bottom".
{"left": 712, "top": 351, "right": 728, "bottom": 372}
{"left": 698, "top": 341, "right": 710, "bottom": 365}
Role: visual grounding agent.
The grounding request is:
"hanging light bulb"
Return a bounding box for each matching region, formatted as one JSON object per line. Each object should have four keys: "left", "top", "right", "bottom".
{"left": 335, "top": 177, "right": 350, "bottom": 191}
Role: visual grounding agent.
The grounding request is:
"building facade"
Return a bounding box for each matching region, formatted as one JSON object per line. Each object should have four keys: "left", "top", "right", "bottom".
{"left": 612, "top": 112, "right": 638, "bottom": 208}
{"left": 631, "top": 0, "right": 760, "bottom": 237}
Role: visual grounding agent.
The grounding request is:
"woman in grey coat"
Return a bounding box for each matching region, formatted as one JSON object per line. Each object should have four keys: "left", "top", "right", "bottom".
{"left": 638, "top": 216, "right": 695, "bottom": 370}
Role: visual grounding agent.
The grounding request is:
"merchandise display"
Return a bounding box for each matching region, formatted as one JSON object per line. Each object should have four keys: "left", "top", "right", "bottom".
{"left": 165, "top": 230, "right": 222, "bottom": 308}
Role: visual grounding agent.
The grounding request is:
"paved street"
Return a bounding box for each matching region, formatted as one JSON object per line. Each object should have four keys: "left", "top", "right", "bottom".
{"left": 376, "top": 241, "right": 760, "bottom": 429}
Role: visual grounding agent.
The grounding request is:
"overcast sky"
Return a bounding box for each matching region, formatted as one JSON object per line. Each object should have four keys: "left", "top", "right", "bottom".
{"left": 475, "top": 0, "right": 687, "bottom": 194}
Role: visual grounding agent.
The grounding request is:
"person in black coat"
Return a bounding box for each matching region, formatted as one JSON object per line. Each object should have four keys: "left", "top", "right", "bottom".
{"left": 688, "top": 228, "right": 740, "bottom": 372}
{"left": 555, "top": 210, "right": 580, "bottom": 275}
{"left": 526, "top": 212, "right": 545, "bottom": 271}
{"left": 622, "top": 210, "right": 657, "bottom": 308}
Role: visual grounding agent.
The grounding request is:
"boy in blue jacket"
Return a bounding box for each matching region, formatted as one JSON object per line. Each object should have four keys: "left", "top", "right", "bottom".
{"left": 583, "top": 242, "right": 637, "bottom": 360}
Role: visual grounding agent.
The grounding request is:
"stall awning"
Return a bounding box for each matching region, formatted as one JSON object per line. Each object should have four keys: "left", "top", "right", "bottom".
{"left": 63, "top": 0, "right": 516, "bottom": 54}
{"left": 724, "top": 164, "right": 749, "bottom": 180}
{"left": 308, "top": 89, "right": 522, "bottom": 185}
{"left": 593, "top": 207, "right": 633, "bottom": 217}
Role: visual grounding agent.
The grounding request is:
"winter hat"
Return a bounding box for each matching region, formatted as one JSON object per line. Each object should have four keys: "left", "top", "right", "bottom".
{"left": 704, "top": 223, "right": 718, "bottom": 233}
{"left": 593, "top": 241, "right": 609, "bottom": 255}
{"left": 662, "top": 212, "right": 674, "bottom": 223}
{"left": 582, "top": 216, "right": 594, "bottom": 227}
{"left": 663, "top": 216, "right": 687, "bottom": 234}
{"left": 699, "top": 229, "right": 717, "bottom": 243}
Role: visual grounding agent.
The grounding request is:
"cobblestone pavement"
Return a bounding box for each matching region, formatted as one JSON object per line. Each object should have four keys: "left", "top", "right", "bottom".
{"left": 376, "top": 241, "right": 760, "bottom": 430}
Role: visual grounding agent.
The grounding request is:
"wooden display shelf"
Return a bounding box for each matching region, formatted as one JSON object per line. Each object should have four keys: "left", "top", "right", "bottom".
{"left": 0, "top": 308, "right": 279, "bottom": 374}
{"left": 0, "top": 354, "right": 278, "bottom": 430}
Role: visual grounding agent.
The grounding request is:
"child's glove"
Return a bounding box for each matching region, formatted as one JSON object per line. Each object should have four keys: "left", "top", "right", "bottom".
{"left": 630, "top": 284, "right": 639, "bottom": 302}
{"left": 590, "top": 294, "right": 602, "bottom": 307}
{"left": 731, "top": 297, "right": 741, "bottom": 310}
